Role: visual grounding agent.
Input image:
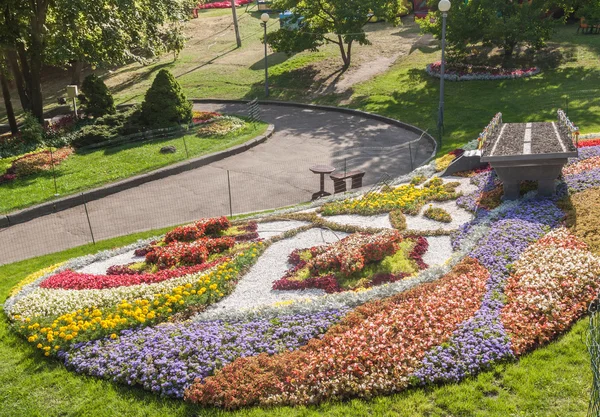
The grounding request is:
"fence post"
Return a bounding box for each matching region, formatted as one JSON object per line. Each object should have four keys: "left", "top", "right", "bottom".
{"left": 81, "top": 193, "right": 96, "bottom": 245}
{"left": 49, "top": 147, "right": 59, "bottom": 196}
{"left": 227, "top": 170, "right": 233, "bottom": 217}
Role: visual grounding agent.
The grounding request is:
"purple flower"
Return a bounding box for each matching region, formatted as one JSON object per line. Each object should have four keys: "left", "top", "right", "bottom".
{"left": 60, "top": 308, "right": 349, "bottom": 397}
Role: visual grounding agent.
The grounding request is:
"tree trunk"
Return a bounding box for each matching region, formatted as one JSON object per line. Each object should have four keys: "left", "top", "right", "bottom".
{"left": 5, "top": 48, "right": 31, "bottom": 112}
{"left": 0, "top": 65, "right": 18, "bottom": 135}
{"left": 503, "top": 42, "right": 516, "bottom": 61}
{"left": 231, "top": 0, "right": 242, "bottom": 48}
{"left": 70, "top": 60, "right": 84, "bottom": 85}
{"left": 345, "top": 41, "right": 353, "bottom": 69}
{"left": 337, "top": 35, "right": 351, "bottom": 69}
{"left": 29, "top": 3, "right": 49, "bottom": 123}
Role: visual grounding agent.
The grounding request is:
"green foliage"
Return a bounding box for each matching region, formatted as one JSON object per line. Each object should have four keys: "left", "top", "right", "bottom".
{"left": 576, "top": 0, "right": 600, "bottom": 24}
{"left": 141, "top": 69, "right": 193, "bottom": 127}
{"left": 389, "top": 209, "right": 407, "bottom": 230}
{"left": 423, "top": 205, "right": 452, "bottom": 223}
{"left": 268, "top": 0, "right": 403, "bottom": 67}
{"left": 419, "top": 0, "right": 572, "bottom": 61}
{"left": 20, "top": 112, "right": 44, "bottom": 146}
{"left": 71, "top": 125, "right": 117, "bottom": 148}
{"left": 81, "top": 74, "right": 116, "bottom": 117}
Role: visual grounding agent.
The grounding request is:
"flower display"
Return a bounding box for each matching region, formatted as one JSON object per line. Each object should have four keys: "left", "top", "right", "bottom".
{"left": 426, "top": 61, "right": 540, "bottom": 81}
{"left": 7, "top": 138, "right": 600, "bottom": 409}
{"left": 196, "top": 116, "right": 246, "bottom": 137}
{"left": 39, "top": 259, "right": 225, "bottom": 290}
{"left": 423, "top": 206, "right": 452, "bottom": 223}
{"left": 0, "top": 147, "right": 73, "bottom": 183}
{"left": 502, "top": 228, "right": 600, "bottom": 355}
{"left": 578, "top": 138, "right": 600, "bottom": 148}
{"left": 192, "top": 111, "right": 221, "bottom": 124}
{"left": 272, "top": 231, "right": 428, "bottom": 293}
{"left": 415, "top": 218, "right": 549, "bottom": 383}
{"left": 197, "top": 0, "right": 252, "bottom": 9}
{"left": 184, "top": 258, "right": 489, "bottom": 408}
{"left": 60, "top": 308, "right": 349, "bottom": 397}
{"left": 321, "top": 179, "right": 460, "bottom": 216}
{"left": 15, "top": 245, "right": 264, "bottom": 353}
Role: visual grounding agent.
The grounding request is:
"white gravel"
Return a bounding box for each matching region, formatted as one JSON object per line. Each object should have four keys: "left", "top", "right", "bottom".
{"left": 257, "top": 220, "right": 311, "bottom": 239}
{"left": 445, "top": 175, "right": 478, "bottom": 195}
{"left": 422, "top": 236, "right": 453, "bottom": 267}
{"left": 324, "top": 213, "right": 392, "bottom": 229}
{"left": 207, "top": 228, "right": 348, "bottom": 312}
{"left": 77, "top": 250, "right": 145, "bottom": 275}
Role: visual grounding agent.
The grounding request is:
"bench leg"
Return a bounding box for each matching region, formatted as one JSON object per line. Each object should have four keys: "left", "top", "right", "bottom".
{"left": 351, "top": 176, "right": 363, "bottom": 189}
{"left": 332, "top": 178, "right": 347, "bottom": 194}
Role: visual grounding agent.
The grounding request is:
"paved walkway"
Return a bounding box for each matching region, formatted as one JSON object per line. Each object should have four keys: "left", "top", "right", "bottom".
{"left": 0, "top": 103, "right": 433, "bottom": 265}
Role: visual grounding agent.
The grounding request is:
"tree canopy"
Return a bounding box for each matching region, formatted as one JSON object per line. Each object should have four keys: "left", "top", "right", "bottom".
{"left": 419, "top": 0, "right": 573, "bottom": 62}
{"left": 1, "top": 0, "right": 194, "bottom": 123}
{"left": 266, "top": 0, "right": 406, "bottom": 68}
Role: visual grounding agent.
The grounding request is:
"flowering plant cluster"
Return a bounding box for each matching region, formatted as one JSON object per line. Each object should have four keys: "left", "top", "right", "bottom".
{"left": 13, "top": 244, "right": 264, "bottom": 354}
{"left": 0, "top": 147, "right": 73, "bottom": 183}
{"left": 321, "top": 178, "right": 460, "bottom": 216}
{"left": 192, "top": 111, "right": 221, "bottom": 124}
{"left": 39, "top": 260, "right": 224, "bottom": 290}
{"left": 61, "top": 308, "right": 349, "bottom": 397}
{"left": 184, "top": 258, "right": 489, "bottom": 408}
{"left": 423, "top": 205, "right": 452, "bottom": 223}
{"left": 578, "top": 138, "right": 600, "bottom": 148}
{"left": 502, "top": 228, "right": 600, "bottom": 355}
{"left": 197, "top": 0, "right": 252, "bottom": 9}
{"left": 426, "top": 61, "right": 540, "bottom": 81}
{"left": 273, "top": 231, "right": 426, "bottom": 293}
{"left": 434, "top": 149, "right": 463, "bottom": 172}
{"left": 197, "top": 116, "right": 246, "bottom": 137}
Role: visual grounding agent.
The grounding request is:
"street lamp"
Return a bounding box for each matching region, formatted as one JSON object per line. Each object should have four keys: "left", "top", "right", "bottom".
{"left": 261, "top": 13, "right": 270, "bottom": 98}
{"left": 437, "top": 0, "right": 451, "bottom": 147}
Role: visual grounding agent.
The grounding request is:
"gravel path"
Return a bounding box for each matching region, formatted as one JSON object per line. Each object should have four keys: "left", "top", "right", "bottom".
{"left": 207, "top": 228, "right": 348, "bottom": 312}
{"left": 77, "top": 250, "right": 144, "bottom": 274}
{"left": 324, "top": 213, "right": 392, "bottom": 229}
{"left": 257, "top": 221, "right": 310, "bottom": 239}
{"left": 422, "top": 236, "right": 453, "bottom": 267}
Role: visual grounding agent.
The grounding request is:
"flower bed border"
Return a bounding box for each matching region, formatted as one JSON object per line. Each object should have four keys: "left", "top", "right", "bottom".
{"left": 426, "top": 61, "right": 540, "bottom": 82}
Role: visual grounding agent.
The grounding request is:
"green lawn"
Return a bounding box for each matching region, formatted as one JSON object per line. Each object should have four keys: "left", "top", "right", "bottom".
{"left": 0, "top": 121, "right": 268, "bottom": 214}
{"left": 0, "top": 232, "right": 592, "bottom": 417}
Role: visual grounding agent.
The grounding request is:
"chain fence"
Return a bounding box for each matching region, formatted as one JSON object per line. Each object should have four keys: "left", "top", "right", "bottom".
{"left": 0, "top": 109, "right": 434, "bottom": 265}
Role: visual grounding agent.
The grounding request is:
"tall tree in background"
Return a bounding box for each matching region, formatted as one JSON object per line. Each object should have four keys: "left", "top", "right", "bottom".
{"left": 419, "top": 0, "right": 573, "bottom": 62}
{"left": 1, "top": 0, "right": 194, "bottom": 122}
{"left": 266, "top": 0, "right": 404, "bottom": 68}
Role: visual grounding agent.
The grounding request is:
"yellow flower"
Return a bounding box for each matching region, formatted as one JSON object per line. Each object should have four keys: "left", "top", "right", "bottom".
{"left": 110, "top": 333, "right": 117, "bottom": 339}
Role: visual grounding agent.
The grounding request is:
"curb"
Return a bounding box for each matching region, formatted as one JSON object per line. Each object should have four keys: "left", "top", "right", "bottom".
{"left": 192, "top": 98, "right": 438, "bottom": 158}
{"left": 0, "top": 124, "right": 275, "bottom": 228}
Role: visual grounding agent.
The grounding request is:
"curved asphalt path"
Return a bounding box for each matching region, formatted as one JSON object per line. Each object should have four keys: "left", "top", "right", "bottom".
{"left": 0, "top": 103, "right": 433, "bottom": 265}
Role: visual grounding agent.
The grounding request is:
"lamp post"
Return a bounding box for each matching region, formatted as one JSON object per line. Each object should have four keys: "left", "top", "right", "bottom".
{"left": 437, "top": 0, "right": 451, "bottom": 147}
{"left": 261, "top": 13, "right": 270, "bottom": 98}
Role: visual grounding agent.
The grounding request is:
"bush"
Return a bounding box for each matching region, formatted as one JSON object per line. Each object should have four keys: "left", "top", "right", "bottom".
{"left": 20, "top": 112, "right": 44, "bottom": 146}
{"left": 140, "top": 69, "right": 192, "bottom": 127}
{"left": 81, "top": 74, "right": 116, "bottom": 117}
{"left": 71, "top": 125, "right": 117, "bottom": 148}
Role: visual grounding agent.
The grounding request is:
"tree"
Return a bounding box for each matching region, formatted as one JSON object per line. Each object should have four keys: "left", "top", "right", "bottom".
{"left": 266, "top": 0, "right": 404, "bottom": 68}
{"left": 0, "top": 54, "right": 18, "bottom": 135}
{"left": 1, "top": 0, "right": 195, "bottom": 122}
{"left": 419, "top": 0, "right": 572, "bottom": 62}
{"left": 81, "top": 74, "right": 116, "bottom": 117}
{"left": 140, "top": 69, "right": 192, "bottom": 127}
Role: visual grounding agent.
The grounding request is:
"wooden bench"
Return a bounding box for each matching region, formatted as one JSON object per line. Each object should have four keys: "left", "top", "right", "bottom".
{"left": 330, "top": 170, "right": 365, "bottom": 194}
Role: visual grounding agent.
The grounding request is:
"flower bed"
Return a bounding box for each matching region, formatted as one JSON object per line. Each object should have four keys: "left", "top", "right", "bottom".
{"left": 192, "top": 111, "right": 221, "bottom": 124}
{"left": 502, "top": 228, "right": 600, "bottom": 355}
{"left": 579, "top": 138, "right": 600, "bottom": 148}
{"left": 423, "top": 206, "right": 452, "bottom": 223}
{"left": 426, "top": 61, "right": 540, "bottom": 81}
{"left": 6, "top": 139, "right": 600, "bottom": 409}
{"left": 185, "top": 258, "right": 490, "bottom": 408}
{"left": 0, "top": 147, "right": 73, "bottom": 183}
{"left": 197, "top": 116, "right": 246, "bottom": 137}
{"left": 61, "top": 308, "right": 349, "bottom": 397}
{"left": 272, "top": 231, "right": 427, "bottom": 293}
{"left": 321, "top": 178, "right": 461, "bottom": 216}
{"left": 197, "top": 0, "right": 252, "bottom": 9}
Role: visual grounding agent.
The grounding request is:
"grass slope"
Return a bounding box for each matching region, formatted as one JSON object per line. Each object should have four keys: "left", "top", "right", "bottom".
{"left": 0, "top": 232, "right": 592, "bottom": 417}
{"left": 0, "top": 121, "right": 268, "bottom": 214}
